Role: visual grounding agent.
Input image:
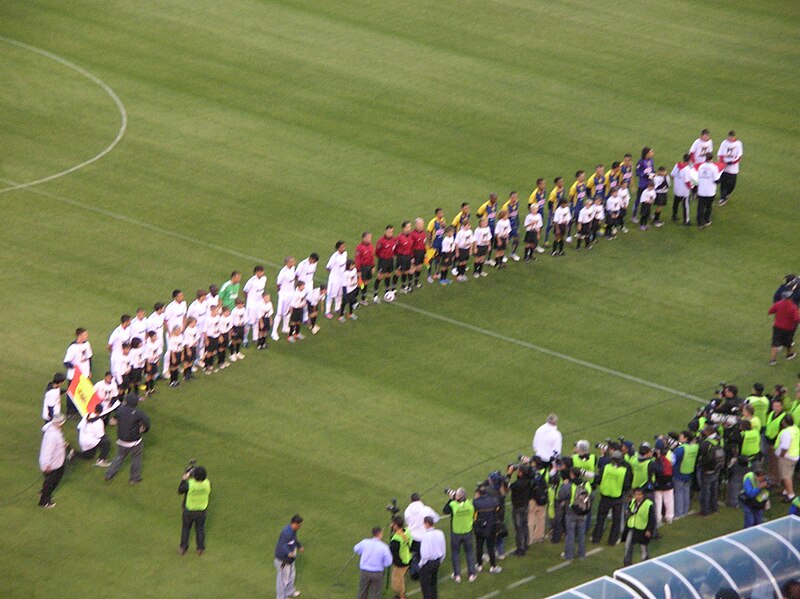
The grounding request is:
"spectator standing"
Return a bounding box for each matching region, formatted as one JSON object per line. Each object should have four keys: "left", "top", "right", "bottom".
{"left": 442, "top": 488, "right": 476, "bottom": 583}
{"left": 178, "top": 465, "right": 211, "bottom": 555}
{"left": 353, "top": 526, "right": 392, "bottom": 599}
{"left": 274, "top": 515, "right": 303, "bottom": 599}
{"left": 652, "top": 439, "right": 675, "bottom": 527}
{"left": 38, "top": 414, "right": 68, "bottom": 508}
{"left": 418, "top": 517, "right": 446, "bottom": 599}
{"left": 768, "top": 291, "right": 799, "bottom": 365}
{"left": 104, "top": 393, "right": 150, "bottom": 484}
{"left": 533, "top": 413, "right": 562, "bottom": 466}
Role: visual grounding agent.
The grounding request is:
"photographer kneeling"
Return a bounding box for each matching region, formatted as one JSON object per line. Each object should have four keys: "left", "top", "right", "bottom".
{"left": 178, "top": 465, "right": 211, "bottom": 555}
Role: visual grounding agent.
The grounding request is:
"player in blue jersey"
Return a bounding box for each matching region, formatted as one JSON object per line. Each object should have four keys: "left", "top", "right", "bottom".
{"left": 426, "top": 208, "right": 446, "bottom": 283}
{"left": 502, "top": 191, "right": 521, "bottom": 261}
{"left": 477, "top": 193, "right": 499, "bottom": 265}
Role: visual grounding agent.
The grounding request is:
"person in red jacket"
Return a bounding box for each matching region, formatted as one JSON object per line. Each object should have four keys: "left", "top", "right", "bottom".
{"left": 354, "top": 232, "right": 375, "bottom": 306}
{"left": 375, "top": 226, "right": 398, "bottom": 302}
{"left": 410, "top": 218, "right": 427, "bottom": 290}
{"left": 395, "top": 221, "right": 415, "bottom": 294}
{"left": 769, "top": 291, "right": 800, "bottom": 365}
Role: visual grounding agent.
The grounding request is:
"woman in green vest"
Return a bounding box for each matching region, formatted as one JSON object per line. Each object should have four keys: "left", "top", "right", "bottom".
{"left": 622, "top": 487, "right": 655, "bottom": 567}
{"left": 179, "top": 466, "right": 211, "bottom": 555}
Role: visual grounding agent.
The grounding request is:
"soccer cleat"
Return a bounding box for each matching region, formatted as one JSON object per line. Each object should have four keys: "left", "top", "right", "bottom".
{"left": 169, "top": 381, "right": 178, "bottom": 388}
{"left": 487, "top": 259, "right": 496, "bottom": 267}
{"left": 95, "top": 460, "right": 111, "bottom": 467}
{"left": 219, "top": 362, "right": 229, "bottom": 369}
{"left": 297, "top": 333, "right": 305, "bottom": 340}
{"left": 212, "top": 367, "right": 219, "bottom": 373}
{"left": 451, "top": 267, "right": 458, "bottom": 276}
{"left": 654, "top": 221, "right": 664, "bottom": 227}
{"left": 480, "top": 271, "right": 488, "bottom": 277}
{"left": 271, "top": 332, "right": 279, "bottom": 341}
{"left": 631, "top": 216, "right": 639, "bottom": 224}
{"left": 489, "top": 566, "right": 502, "bottom": 574}
{"left": 229, "top": 354, "right": 238, "bottom": 362}
{"left": 338, "top": 316, "right": 346, "bottom": 323}
{"left": 622, "top": 226, "right": 629, "bottom": 233}
{"left": 502, "top": 256, "right": 508, "bottom": 263}
{"left": 468, "top": 574, "right": 477, "bottom": 583}
{"left": 349, "top": 314, "right": 358, "bottom": 320}
{"left": 373, "top": 295, "right": 380, "bottom": 304}
{"left": 42, "top": 502, "right": 56, "bottom": 509}
{"left": 565, "top": 236, "right": 572, "bottom": 243}
{"left": 769, "top": 359, "right": 777, "bottom": 366}
{"left": 511, "top": 253, "right": 520, "bottom": 261}
{"left": 450, "top": 574, "right": 461, "bottom": 583}
{"left": 639, "top": 225, "right": 648, "bottom": 231}
{"left": 473, "top": 272, "right": 480, "bottom": 278}
{"left": 788, "top": 353, "right": 797, "bottom": 361}
{"left": 191, "top": 366, "right": 198, "bottom": 373}
{"left": 535, "top": 246, "right": 545, "bottom": 253}
{"left": 358, "top": 299, "right": 368, "bottom": 306}
{"left": 426, "top": 276, "right": 434, "bottom": 284}
{"left": 718, "top": 198, "right": 728, "bottom": 206}
{"left": 415, "top": 282, "right": 422, "bottom": 289}
{"left": 288, "top": 336, "right": 296, "bottom": 343}
{"left": 311, "top": 325, "right": 320, "bottom": 334}
{"left": 325, "top": 313, "right": 333, "bottom": 319}
{"left": 289, "top": 592, "right": 301, "bottom": 598}
{"left": 524, "top": 257, "right": 531, "bottom": 262}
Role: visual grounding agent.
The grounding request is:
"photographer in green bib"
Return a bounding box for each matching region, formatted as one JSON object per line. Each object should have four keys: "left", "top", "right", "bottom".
{"left": 178, "top": 464, "right": 211, "bottom": 555}
{"left": 388, "top": 515, "right": 412, "bottom": 599}
{"left": 442, "top": 487, "right": 477, "bottom": 583}
{"left": 622, "top": 487, "right": 655, "bottom": 566}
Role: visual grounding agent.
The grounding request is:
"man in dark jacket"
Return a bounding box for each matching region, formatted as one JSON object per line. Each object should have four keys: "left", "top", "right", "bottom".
{"left": 472, "top": 486, "right": 502, "bottom": 573}
{"left": 104, "top": 393, "right": 151, "bottom": 483}
{"left": 508, "top": 465, "right": 533, "bottom": 555}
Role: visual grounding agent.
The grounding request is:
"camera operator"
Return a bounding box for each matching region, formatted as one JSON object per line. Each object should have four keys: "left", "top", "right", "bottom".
{"left": 485, "top": 471, "right": 509, "bottom": 559}
{"left": 275, "top": 515, "right": 304, "bottom": 599}
{"left": 630, "top": 443, "right": 655, "bottom": 499}
{"left": 441, "top": 488, "right": 476, "bottom": 583}
{"left": 178, "top": 464, "right": 211, "bottom": 555}
{"left": 549, "top": 457, "right": 570, "bottom": 544}
{"left": 745, "top": 383, "right": 770, "bottom": 427}
{"left": 507, "top": 464, "right": 532, "bottom": 555}
{"left": 472, "top": 485, "right": 502, "bottom": 574}
{"left": 698, "top": 425, "right": 725, "bottom": 515}
{"left": 559, "top": 467, "right": 592, "bottom": 560}
{"left": 591, "top": 450, "right": 631, "bottom": 546}
{"left": 672, "top": 431, "right": 698, "bottom": 518}
{"left": 570, "top": 440, "right": 597, "bottom": 532}
{"left": 652, "top": 439, "right": 675, "bottom": 528}
{"left": 527, "top": 456, "right": 549, "bottom": 545}
{"left": 622, "top": 487, "right": 655, "bottom": 566}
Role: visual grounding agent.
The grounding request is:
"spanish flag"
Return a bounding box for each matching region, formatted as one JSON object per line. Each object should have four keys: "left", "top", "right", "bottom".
{"left": 67, "top": 365, "right": 101, "bottom": 417}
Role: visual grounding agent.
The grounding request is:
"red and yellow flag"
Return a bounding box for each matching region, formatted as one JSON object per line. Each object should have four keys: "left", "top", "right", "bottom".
{"left": 67, "top": 365, "right": 101, "bottom": 417}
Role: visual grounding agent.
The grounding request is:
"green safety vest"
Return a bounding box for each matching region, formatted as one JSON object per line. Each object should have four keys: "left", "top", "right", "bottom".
{"left": 791, "top": 401, "right": 800, "bottom": 426}
{"left": 679, "top": 444, "right": 698, "bottom": 474}
{"left": 746, "top": 395, "right": 770, "bottom": 426}
{"left": 185, "top": 478, "right": 211, "bottom": 511}
{"left": 568, "top": 481, "right": 592, "bottom": 506}
{"left": 390, "top": 528, "right": 412, "bottom": 565}
{"left": 448, "top": 500, "right": 475, "bottom": 535}
{"left": 765, "top": 411, "right": 786, "bottom": 441}
{"left": 740, "top": 429, "right": 761, "bottom": 457}
{"left": 775, "top": 426, "right": 800, "bottom": 459}
{"left": 626, "top": 498, "right": 653, "bottom": 530}
{"left": 750, "top": 416, "right": 762, "bottom": 433}
{"left": 631, "top": 457, "right": 653, "bottom": 489}
{"left": 572, "top": 453, "right": 597, "bottom": 474}
{"left": 599, "top": 464, "right": 626, "bottom": 499}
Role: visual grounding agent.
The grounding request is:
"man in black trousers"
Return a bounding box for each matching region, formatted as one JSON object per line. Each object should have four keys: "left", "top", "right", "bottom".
{"left": 419, "top": 517, "right": 446, "bottom": 599}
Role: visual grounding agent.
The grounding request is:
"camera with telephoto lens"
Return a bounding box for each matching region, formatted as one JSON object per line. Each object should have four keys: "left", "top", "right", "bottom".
{"left": 507, "top": 454, "right": 531, "bottom": 472}
{"left": 715, "top": 381, "right": 728, "bottom": 396}
{"left": 444, "top": 487, "right": 458, "bottom": 500}
{"left": 184, "top": 459, "right": 197, "bottom": 475}
{"left": 385, "top": 498, "right": 399, "bottom": 515}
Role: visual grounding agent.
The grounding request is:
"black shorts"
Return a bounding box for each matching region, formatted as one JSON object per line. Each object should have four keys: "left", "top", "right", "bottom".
{"left": 655, "top": 193, "right": 668, "bottom": 206}
{"left": 146, "top": 362, "right": 158, "bottom": 377}
{"left": 578, "top": 222, "right": 591, "bottom": 236}
{"left": 378, "top": 257, "right": 394, "bottom": 273}
{"left": 232, "top": 325, "right": 245, "bottom": 341}
{"left": 184, "top": 347, "right": 197, "bottom": 363}
{"left": 440, "top": 251, "right": 454, "bottom": 267}
{"left": 554, "top": 223, "right": 567, "bottom": 237}
{"left": 260, "top": 316, "right": 271, "bottom": 331}
{"left": 206, "top": 337, "right": 219, "bottom": 353}
{"left": 360, "top": 265, "right": 373, "bottom": 282}
{"left": 290, "top": 307, "right": 304, "bottom": 323}
{"left": 772, "top": 326, "right": 796, "bottom": 348}
{"left": 413, "top": 249, "right": 426, "bottom": 266}
{"left": 457, "top": 248, "right": 470, "bottom": 262}
{"left": 170, "top": 351, "right": 184, "bottom": 368}
{"left": 397, "top": 254, "right": 413, "bottom": 271}
{"left": 218, "top": 333, "right": 229, "bottom": 349}
{"left": 619, "top": 207, "right": 628, "bottom": 218}
{"left": 129, "top": 368, "right": 143, "bottom": 385}
{"left": 476, "top": 245, "right": 489, "bottom": 257}
{"left": 495, "top": 237, "right": 507, "bottom": 250}
{"left": 524, "top": 230, "right": 538, "bottom": 244}
{"left": 306, "top": 300, "right": 319, "bottom": 314}
{"left": 592, "top": 220, "right": 602, "bottom": 231}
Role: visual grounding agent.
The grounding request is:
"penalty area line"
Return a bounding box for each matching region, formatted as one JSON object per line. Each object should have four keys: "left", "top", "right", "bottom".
{"left": 392, "top": 301, "right": 707, "bottom": 405}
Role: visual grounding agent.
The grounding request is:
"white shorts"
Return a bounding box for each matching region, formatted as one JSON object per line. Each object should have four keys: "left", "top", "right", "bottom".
{"left": 245, "top": 306, "right": 261, "bottom": 326}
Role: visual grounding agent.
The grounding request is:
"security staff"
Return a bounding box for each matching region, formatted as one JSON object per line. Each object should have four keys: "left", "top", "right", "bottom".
{"left": 672, "top": 431, "right": 698, "bottom": 518}
{"left": 389, "top": 516, "right": 412, "bottom": 599}
{"left": 178, "top": 466, "right": 211, "bottom": 555}
{"left": 739, "top": 421, "right": 761, "bottom": 467}
{"left": 765, "top": 397, "right": 787, "bottom": 481}
{"left": 591, "top": 450, "right": 632, "bottom": 545}
{"left": 740, "top": 469, "right": 769, "bottom": 528}
{"left": 442, "top": 488, "right": 476, "bottom": 583}
{"left": 630, "top": 443, "right": 655, "bottom": 495}
{"left": 622, "top": 487, "right": 655, "bottom": 566}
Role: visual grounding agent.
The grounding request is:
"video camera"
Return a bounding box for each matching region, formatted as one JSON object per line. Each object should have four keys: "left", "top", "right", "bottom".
{"left": 595, "top": 436, "right": 626, "bottom": 453}
{"left": 507, "top": 454, "right": 532, "bottom": 472}
{"left": 444, "top": 488, "right": 458, "bottom": 500}
{"left": 184, "top": 459, "right": 197, "bottom": 475}
{"left": 385, "top": 498, "right": 400, "bottom": 516}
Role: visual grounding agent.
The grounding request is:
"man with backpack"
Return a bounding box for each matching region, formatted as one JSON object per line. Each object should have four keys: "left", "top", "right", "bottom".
{"left": 558, "top": 467, "right": 592, "bottom": 560}
{"left": 527, "top": 456, "right": 549, "bottom": 545}
{"left": 508, "top": 465, "right": 533, "bottom": 555}
{"left": 698, "top": 425, "right": 725, "bottom": 515}
{"left": 472, "top": 486, "right": 502, "bottom": 574}
{"left": 591, "top": 450, "right": 632, "bottom": 546}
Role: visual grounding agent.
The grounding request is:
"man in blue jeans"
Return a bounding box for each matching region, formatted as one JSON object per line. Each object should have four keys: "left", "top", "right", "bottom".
{"left": 698, "top": 426, "right": 723, "bottom": 515}
{"left": 442, "top": 488, "right": 477, "bottom": 583}
{"left": 740, "top": 469, "right": 769, "bottom": 528}
{"left": 672, "top": 431, "right": 697, "bottom": 518}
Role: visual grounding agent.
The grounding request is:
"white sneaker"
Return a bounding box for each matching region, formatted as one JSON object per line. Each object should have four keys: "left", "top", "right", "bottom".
{"left": 95, "top": 460, "right": 111, "bottom": 467}
{"left": 473, "top": 272, "right": 480, "bottom": 278}
{"left": 511, "top": 253, "right": 520, "bottom": 261}
{"left": 565, "top": 236, "right": 573, "bottom": 243}
{"left": 535, "top": 246, "right": 545, "bottom": 253}
{"left": 373, "top": 296, "right": 380, "bottom": 304}
{"left": 487, "top": 259, "right": 496, "bottom": 267}
{"left": 237, "top": 353, "right": 245, "bottom": 360}
{"left": 271, "top": 332, "right": 279, "bottom": 341}
{"left": 220, "top": 362, "right": 229, "bottom": 369}
{"left": 191, "top": 366, "right": 198, "bottom": 373}
{"left": 451, "top": 267, "right": 459, "bottom": 276}
{"left": 489, "top": 566, "right": 502, "bottom": 574}
{"left": 450, "top": 574, "right": 461, "bottom": 583}
{"left": 289, "top": 592, "right": 301, "bottom": 598}
{"left": 468, "top": 574, "right": 477, "bottom": 583}
{"left": 480, "top": 272, "right": 488, "bottom": 277}
{"left": 229, "top": 354, "right": 238, "bottom": 362}
{"left": 427, "top": 276, "right": 434, "bottom": 284}
{"left": 297, "top": 333, "right": 305, "bottom": 340}
{"left": 496, "top": 552, "right": 506, "bottom": 560}
{"left": 311, "top": 325, "right": 320, "bottom": 334}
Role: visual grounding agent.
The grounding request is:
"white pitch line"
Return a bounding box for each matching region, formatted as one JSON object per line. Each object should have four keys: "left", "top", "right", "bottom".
{"left": 10, "top": 180, "right": 707, "bottom": 406}
{"left": 506, "top": 574, "right": 536, "bottom": 589}
{"left": 546, "top": 561, "right": 572, "bottom": 573}
{"left": 0, "top": 36, "right": 127, "bottom": 194}
{"left": 585, "top": 547, "right": 603, "bottom": 557}
{"left": 392, "top": 301, "right": 707, "bottom": 404}
{"left": 477, "top": 591, "right": 500, "bottom": 599}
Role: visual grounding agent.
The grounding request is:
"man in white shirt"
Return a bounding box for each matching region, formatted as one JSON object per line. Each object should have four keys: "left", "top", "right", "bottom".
{"left": 324, "top": 242, "right": 348, "bottom": 318}
{"left": 39, "top": 415, "right": 68, "bottom": 508}
{"left": 670, "top": 153, "right": 693, "bottom": 225}
{"left": 689, "top": 128, "right": 713, "bottom": 165}
{"left": 404, "top": 493, "right": 440, "bottom": 554}
{"left": 243, "top": 266, "right": 267, "bottom": 345}
{"left": 717, "top": 130, "right": 743, "bottom": 206}
{"left": 42, "top": 373, "right": 67, "bottom": 422}
{"left": 272, "top": 257, "right": 297, "bottom": 341}
{"left": 63, "top": 327, "right": 93, "bottom": 418}
{"left": 107, "top": 315, "right": 132, "bottom": 357}
{"left": 295, "top": 253, "right": 318, "bottom": 289}
{"left": 129, "top": 308, "right": 148, "bottom": 344}
{"left": 533, "top": 413, "right": 562, "bottom": 466}
{"left": 696, "top": 154, "right": 722, "bottom": 228}
{"left": 77, "top": 404, "right": 111, "bottom": 466}
{"left": 419, "top": 517, "right": 446, "bottom": 599}
{"left": 775, "top": 415, "right": 799, "bottom": 502}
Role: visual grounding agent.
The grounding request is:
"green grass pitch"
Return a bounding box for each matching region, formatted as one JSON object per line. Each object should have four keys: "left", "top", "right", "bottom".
{"left": 1, "top": 1, "right": 799, "bottom": 597}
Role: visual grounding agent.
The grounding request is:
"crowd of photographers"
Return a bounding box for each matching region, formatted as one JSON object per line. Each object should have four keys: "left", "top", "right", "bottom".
{"left": 377, "top": 381, "right": 800, "bottom": 599}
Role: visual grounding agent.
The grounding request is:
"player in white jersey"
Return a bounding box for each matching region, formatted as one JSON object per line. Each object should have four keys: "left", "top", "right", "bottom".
{"left": 670, "top": 154, "right": 693, "bottom": 225}
{"left": 147, "top": 302, "right": 166, "bottom": 373}
{"left": 696, "top": 153, "right": 722, "bottom": 227}
{"left": 218, "top": 306, "right": 233, "bottom": 369}
{"left": 493, "top": 210, "right": 511, "bottom": 268}
{"left": 272, "top": 256, "right": 297, "bottom": 341}
{"left": 63, "top": 327, "right": 93, "bottom": 381}
{"left": 652, "top": 166, "right": 670, "bottom": 227}
{"left": 107, "top": 315, "right": 132, "bottom": 374}
{"left": 523, "top": 204, "right": 543, "bottom": 261}
{"left": 576, "top": 200, "right": 594, "bottom": 250}
{"left": 205, "top": 284, "right": 220, "bottom": 309}
{"left": 604, "top": 189, "right": 622, "bottom": 239}
{"left": 288, "top": 281, "right": 308, "bottom": 342}
{"left": 638, "top": 181, "right": 657, "bottom": 230}
{"left": 454, "top": 221, "right": 474, "bottom": 282}
{"left": 187, "top": 289, "right": 209, "bottom": 367}
{"left": 257, "top": 292, "right": 274, "bottom": 350}
{"left": 296, "top": 253, "right": 319, "bottom": 289}
{"left": 93, "top": 372, "right": 119, "bottom": 410}
{"left": 591, "top": 197, "right": 605, "bottom": 241}
{"left": 617, "top": 182, "right": 631, "bottom": 233}
{"left": 689, "top": 129, "right": 713, "bottom": 166}
{"left": 129, "top": 308, "right": 148, "bottom": 344}
{"left": 439, "top": 226, "right": 456, "bottom": 284}
{"left": 552, "top": 199, "right": 572, "bottom": 256}
{"left": 243, "top": 266, "right": 267, "bottom": 345}
{"left": 111, "top": 342, "right": 132, "bottom": 392}
{"left": 128, "top": 337, "right": 146, "bottom": 393}
{"left": 203, "top": 305, "right": 223, "bottom": 374}
{"left": 473, "top": 217, "right": 492, "bottom": 278}
{"left": 338, "top": 261, "right": 359, "bottom": 323}
{"left": 144, "top": 331, "right": 162, "bottom": 395}
{"left": 163, "top": 290, "right": 187, "bottom": 376}
{"left": 42, "top": 373, "right": 66, "bottom": 422}
{"left": 306, "top": 284, "right": 326, "bottom": 334}
{"left": 230, "top": 298, "right": 247, "bottom": 360}
{"left": 167, "top": 325, "right": 185, "bottom": 388}
{"left": 325, "top": 241, "right": 348, "bottom": 318}
{"left": 717, "top": 130, "right": 743, "bottom": 205}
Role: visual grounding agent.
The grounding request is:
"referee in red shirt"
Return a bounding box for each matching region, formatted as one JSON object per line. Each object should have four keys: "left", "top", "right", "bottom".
{"left": 355, "top": 232, "right": 375, "bottom": 306}
{"left": 375, "top": 226, "right": 398, "bottom": 301}
{"left": 769, "top": 291, "right": 800, "bottom": 365}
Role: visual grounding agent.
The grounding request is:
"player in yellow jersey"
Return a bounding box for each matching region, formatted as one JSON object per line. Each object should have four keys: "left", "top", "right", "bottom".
{"left": 605, "top": 161, "right": 623, "bottom": 198}
{"left": 426, "top": 208, "right": 447, "bottom": 282}
{"left": 545, "top": 177, "right": 564, "bottom": 246}
{"left": 452, "top": 202, "right": 470, "bottom": 231}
